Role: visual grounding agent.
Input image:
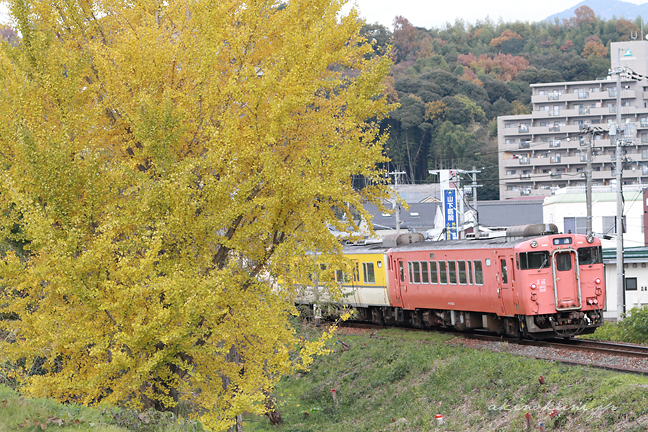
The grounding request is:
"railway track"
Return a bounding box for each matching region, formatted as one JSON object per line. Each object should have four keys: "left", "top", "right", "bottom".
{"left": 338, "top": 321, "right": 648, "bottom": 373}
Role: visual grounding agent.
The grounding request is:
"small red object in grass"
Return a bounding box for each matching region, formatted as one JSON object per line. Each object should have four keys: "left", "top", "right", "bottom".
{"left": 538, "top": 375, "right": 545, "bottom": 385}
{"left": 550, "top": 409, "right": 557, "bottom": 419}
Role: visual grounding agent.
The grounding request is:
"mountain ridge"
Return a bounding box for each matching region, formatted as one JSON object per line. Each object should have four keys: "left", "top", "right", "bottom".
{"left": 545, "top": 0, "right": 648, "bottom": 24}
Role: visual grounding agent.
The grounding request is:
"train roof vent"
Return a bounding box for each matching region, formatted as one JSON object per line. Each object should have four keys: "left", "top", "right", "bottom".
{"left": 383, "top": 232, "right": 425, "bottom": 247}
{"left": 505, "top": 223, "right": 558, "bottom": 238}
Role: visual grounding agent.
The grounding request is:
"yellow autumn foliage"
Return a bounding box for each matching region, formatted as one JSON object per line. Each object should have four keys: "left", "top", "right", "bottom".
{"left": 0, "top": 0, "right": 394, "bottom": 429}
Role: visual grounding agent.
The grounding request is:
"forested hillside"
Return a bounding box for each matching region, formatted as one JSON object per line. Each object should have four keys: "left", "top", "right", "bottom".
{"left": 371, "top": 6, "right": 643, "bottom": 199}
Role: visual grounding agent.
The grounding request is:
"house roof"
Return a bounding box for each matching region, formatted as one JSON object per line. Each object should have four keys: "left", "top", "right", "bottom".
{"left": 603, "top": 247, "right": 648, "bottom": 263}
{"left": 364, "top": 202, "right": 440, "bottom": 231}
{"left": 363, "top": 199, "right": 546, "bottom": 232}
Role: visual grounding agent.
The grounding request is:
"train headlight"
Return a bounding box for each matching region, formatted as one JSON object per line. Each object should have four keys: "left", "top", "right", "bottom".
{"left": 530, "top": 240, "right": 538, "bottom": 248}
{"left": 530, "top": 283, "right": 537, "bottom": 290}
{"left": 586, "top": 233, "right": 594, "bottom": 243}
{"left": 595, "top": 277, "right": 601, "bottom": 284}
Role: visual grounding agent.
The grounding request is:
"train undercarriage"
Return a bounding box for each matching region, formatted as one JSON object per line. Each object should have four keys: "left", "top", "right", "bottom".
{"left": 353, "top": 305, "right": 604, "bottom": 339}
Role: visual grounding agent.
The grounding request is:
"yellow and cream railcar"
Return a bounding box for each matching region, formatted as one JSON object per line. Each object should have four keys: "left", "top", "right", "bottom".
{"left": 294, "top": 243, "right": 391, "bottom": 312}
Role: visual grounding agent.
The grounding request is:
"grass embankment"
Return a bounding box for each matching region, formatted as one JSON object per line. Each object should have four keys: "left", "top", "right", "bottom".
{"left": 247, "top": 328, "right": 648, "bottom": 432}
{"left": 0, "top": 384, "right": 205, "bottom": 432}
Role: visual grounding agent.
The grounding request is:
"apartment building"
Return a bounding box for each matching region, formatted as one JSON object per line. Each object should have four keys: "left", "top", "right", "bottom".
{"left": 498, "top": 41, "right": 648, "bottom": 199}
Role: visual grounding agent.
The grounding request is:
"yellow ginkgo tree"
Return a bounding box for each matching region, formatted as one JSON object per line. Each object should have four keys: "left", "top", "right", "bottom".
{"left": 0, "top": 0, "right": 393, "bottom": 429}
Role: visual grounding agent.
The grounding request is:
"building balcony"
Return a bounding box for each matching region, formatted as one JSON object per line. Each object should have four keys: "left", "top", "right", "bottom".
{"left": 519, "top": 141, "right": 531, "bottom": 149}
{"left": 550, "top": 156, "right": 561, "bottom": 163}
{"left": 549, "top": 140, "right": 561, "bottom": 148}
{"left": 549, "top": 125, "right": 560, "bottom": 132}
{"left": 520, "top": 173, "right": 532, "bottom": 180}
{"left": 550, "top": 173, "right": 562, "bottom": 179}
{"left": 519, "top": 126, "right": 529, "bottom": 133}
{"left": 518, "top": 157, "right": 530, "bottom": 165}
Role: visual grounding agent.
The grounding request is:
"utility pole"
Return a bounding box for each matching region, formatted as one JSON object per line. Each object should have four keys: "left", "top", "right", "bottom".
{"left": 585, "top": 130, "right": 593, "bottom": 235}
{"left": 613, "top": 48, "right": 625, "bottom": 321}
{"left": 472, "top": 166, "right": 479, "bottom": 237}
{"left": 389, "top": 171, "right": 406, "bottom": 235}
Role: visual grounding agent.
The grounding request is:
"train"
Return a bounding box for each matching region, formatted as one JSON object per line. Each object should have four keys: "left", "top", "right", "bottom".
{"left": 297, "top": 224, "right": 605, "bottom": 338}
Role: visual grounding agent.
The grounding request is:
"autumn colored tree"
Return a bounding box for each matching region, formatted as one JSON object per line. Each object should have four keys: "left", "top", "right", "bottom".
{"left": 0, "top": 0, "right": 393, "bottom": 430}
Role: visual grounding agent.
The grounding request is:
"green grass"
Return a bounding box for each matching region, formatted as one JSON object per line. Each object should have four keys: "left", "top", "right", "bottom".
{"left": 246, "top": 328, "right": 648, "bottom": 432}
{"left": 0, "top": 385, "right": 205, "bottom": 432}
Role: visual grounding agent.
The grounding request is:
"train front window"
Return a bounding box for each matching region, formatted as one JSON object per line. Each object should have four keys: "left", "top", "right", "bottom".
{"left": 519, "top": 251, "right": 550, "bottom": 270}
{"left": 578, "top": 246, "right": 603, "bottom": 265}
{"left": 555, "top": 253, "right": 572, "bottom": 271}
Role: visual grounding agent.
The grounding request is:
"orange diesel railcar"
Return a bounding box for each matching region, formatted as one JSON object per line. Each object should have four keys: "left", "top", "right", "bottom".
{"left": 378, "top": 224, "right": 604, "bottom": 338}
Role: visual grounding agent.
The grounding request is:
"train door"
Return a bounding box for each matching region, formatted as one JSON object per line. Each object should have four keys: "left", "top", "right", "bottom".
{"left": 394, "top": 258, "right": 407, "bottom": 308}
{"left": 498, "top": 255, "right": 515, "bottom": 316}
{"left": 348, "top": 260, "right": 361, "bottom": 306}
{"left": 552, "top": 250, "right": 581, "bottom": 310}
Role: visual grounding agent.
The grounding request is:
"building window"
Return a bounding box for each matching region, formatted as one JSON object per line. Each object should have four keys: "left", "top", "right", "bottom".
{"left": 505, "top": 123, "right": 515, "bottom": 128}
{"left": 506, "top": 170, "right": 516, "bottom": 175}
{"left": 603, "top": 216, "right": 625, "bottom": 234}
{"left": 564, "top": 217, "right": 587, "bottom": 234}
{"left": 626, "top": 277, "right": 638, "bottom": 291}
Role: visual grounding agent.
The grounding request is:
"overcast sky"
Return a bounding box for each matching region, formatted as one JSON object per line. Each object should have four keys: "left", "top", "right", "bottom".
{"left": 344, "top": 0, "right": 648, "bottom": 30}
{"left": 2, "top": 1, "right": 647, "bottom": 29}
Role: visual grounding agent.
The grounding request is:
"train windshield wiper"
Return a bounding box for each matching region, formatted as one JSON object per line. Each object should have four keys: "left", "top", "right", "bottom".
{"left": 538, "top": 256, "right": 548, "bottom": 272}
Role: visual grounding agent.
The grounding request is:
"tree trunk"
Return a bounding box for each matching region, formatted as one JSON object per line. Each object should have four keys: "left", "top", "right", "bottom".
{"left": 264, "top": 391, "right": 283, "bottom": 425}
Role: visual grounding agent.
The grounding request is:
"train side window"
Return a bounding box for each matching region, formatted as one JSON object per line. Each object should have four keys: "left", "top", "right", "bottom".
{"left": 421, "top": 261, "right": 429, "bottom": 283}
{"left": 467, "top": 261, "right": 473, "bottom": 285}
{"left": 412, "top": 262, "right": 421, "bottom": 283}
{"left": 408, "top": 262, "right": 413, "bottom": 283}
{"left": 448, "top": 261, "right": 457, "bottom": 284}
{"left": 429, "top": 261, "right": 438, "bottom": 284}
{"left": 353, "top": 262, "right": 359, "bottom": 282}
{"left": 363, "top": 262, "right": 375, "bottom": 283}
{"left": 458, "top": 261, "right": 467, "bottom": 284}
{"left": 500, "top": 259, "right": 508, "bottom": 284}
{"left": 336, "top": 270, "right": 343, "bottom": 282}
{"left": 439, "top": 261, "right": 448, "bottom": 284}
{"left": 556, "top": 253, "right": 572, "bottom": 271}
{"left": 474, "top": 260, "right": 484, "bottom": 285}
{"left": 399, "top": 261, "right": 405, "bottom": 282}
